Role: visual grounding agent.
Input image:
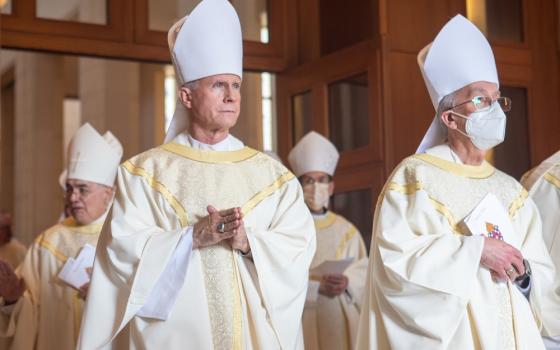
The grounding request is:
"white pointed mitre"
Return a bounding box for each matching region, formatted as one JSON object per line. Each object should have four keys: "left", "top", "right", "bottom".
{"left": 288, "top": 131, "right": 340, "bottom": 177}
{"left": 66, "top": 123, "right": 123, "bottom": 187}
{"left": 416, "top": 15, "right": 499, "bottom": 153}
{"left": 165, "top": 0, "right": 243, "bottom": 143}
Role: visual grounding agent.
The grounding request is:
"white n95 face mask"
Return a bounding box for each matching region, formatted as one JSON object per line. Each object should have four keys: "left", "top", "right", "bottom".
{"left": 303, "top": 183, "right": 330, "bottom": 212}
{"left": 452, "top": 101, "right": 507, "bottom": 151}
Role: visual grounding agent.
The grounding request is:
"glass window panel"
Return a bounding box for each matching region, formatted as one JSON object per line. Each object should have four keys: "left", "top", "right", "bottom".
{"left": 328, "top": 73, "right": 369, "bottom": 152}
{"left": 332, "top": 188, "right": 373, "bottom": 251}
{"left": 148, "top": 0, "right": 269, "bottom": 43}
{"left": 489, "top": 86, "right": 530, "bottom": 179}
{"left": 467, "top": 0, "right": 524, "bottom": 42}
{"left": 36, "top": 0, "right": 107, "bottom": 25}
{"left": 261, "top": 72, "right": 276, "bottom": 151}
{"left": 291, "top": 91, "right": 312, "bottom": 146}
{"left": 1, "top": 0, "right": 12, "bottom": 14}
{"left": 163, "top": 65, "right": 177, "bottom": 133}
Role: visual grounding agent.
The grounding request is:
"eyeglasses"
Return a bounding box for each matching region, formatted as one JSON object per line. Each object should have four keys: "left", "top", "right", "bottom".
{"left": 446, "top": 96, "right": 512, "bottom": 113}
{"left": 65, "top": 184, "right": 94, "bottom": 199}
{"left": 300, "top": 175, "right": 332, "bottom": 185}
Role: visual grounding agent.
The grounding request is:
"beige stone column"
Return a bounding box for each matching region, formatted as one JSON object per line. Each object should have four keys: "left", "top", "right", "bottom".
{"left": 139, "top": 63, "right": 166, "bottom": 149}
{"left": 13, "top": 52, "right": 64, "bottom": 245}
{"left": 79, "top": 58, "right": 141, "bottom": 160}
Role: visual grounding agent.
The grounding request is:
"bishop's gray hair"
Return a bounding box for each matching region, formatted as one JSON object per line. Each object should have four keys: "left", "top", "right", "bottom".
{"left": 436, "top": 92, "right": 456, "bottom": 128}
{"left": 182, "top": 80, "right": 199, "bottom": 92}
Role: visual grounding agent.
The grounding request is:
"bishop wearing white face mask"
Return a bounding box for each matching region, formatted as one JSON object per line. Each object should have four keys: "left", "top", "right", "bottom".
{"left": 288, "top": 131, "right": 368, "bottom": 350}
{"left": 357, "top": 15, "right": 560, "bottom": 350}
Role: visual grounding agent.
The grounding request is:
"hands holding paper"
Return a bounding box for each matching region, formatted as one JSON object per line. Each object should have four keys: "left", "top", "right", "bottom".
{"left": 58, "top": 244, "right": 95, "bottom": 299}
{"left": 319, "top": 274, "right": 348, "bottom": 298}
{"left": 310, "top": 258, "right": 353, "bottom": 298}
{"left": 464, "top": 193, "right": 526, "bottom": 282}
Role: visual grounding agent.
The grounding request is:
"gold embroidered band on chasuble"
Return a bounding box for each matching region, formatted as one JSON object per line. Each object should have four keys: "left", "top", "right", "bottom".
{"left": 122, "top": 142, "right": 295, "bottom": 350}
{"left": 378, "top": 154, "right": 529, "bottom": 236}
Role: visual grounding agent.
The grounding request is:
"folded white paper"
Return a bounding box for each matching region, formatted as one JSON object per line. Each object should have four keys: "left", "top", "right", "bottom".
{"left": 462, "top": 193, "right": 520, "bottom": 249}
{"left": 58, "top": 243, "right": 96, "bottom": 290}
{"left": 309, "top": 257, "right": 354, "bottom": 278}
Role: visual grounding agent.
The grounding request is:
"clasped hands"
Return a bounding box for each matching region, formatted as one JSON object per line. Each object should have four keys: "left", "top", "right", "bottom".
{"left": 192, "top": 205, "right": 250, "bottom": 254}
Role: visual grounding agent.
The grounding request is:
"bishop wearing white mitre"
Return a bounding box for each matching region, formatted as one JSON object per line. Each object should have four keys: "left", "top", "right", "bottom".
{"left": 356, "top": 15, "right": 560, "bottom": 350}
{"left": 78, "top": 0, "right": 316, "bottom": 349}
{"left": 0, "top": 123, "right": 122, "bottom": 350}
{"left": 522, "top": 150, "right": 560, "bottom": 349}
{"left": 289, "top": 131, "right": 368, "bottom": 350}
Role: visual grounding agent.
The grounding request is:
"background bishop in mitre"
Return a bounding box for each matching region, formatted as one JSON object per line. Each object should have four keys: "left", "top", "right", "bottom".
{"left": 78, "top": 0, "right": 316, "bottom": 349}
{"left": 0, "top": 123, "right": 122, "bottom": 350}
{"left": 356, "top": 15, "right": 560, "bottom": 350}
{"left": 288, "top": 131, "right": 368, "bottom": 350}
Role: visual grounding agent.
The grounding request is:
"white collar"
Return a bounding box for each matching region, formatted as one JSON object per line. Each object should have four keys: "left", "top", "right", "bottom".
{"left": 173, "top": 132, "right": 244, "bottom": 151}
{"left": 311, "top": 210, "right": 329, "bottom": 219}
{"left": 425, "top": 143, "right": 464, "bottom": 164}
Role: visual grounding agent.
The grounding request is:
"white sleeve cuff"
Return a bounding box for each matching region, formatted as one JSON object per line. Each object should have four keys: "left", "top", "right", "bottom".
{"left": 136, "top": 226, "right": 193, "bottom": 320}
{"left": 305, "top": 280, "right": 320, "bottom": 306}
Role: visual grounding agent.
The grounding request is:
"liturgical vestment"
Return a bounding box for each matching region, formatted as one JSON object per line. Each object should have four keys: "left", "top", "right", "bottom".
{"left": 356, "top": 144, "right": 560, "bottom": 350}
{"left": 78, "top": 134, "right": 316, "bottom": 349}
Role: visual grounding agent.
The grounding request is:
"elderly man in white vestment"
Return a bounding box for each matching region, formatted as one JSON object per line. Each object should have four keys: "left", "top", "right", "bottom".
{"left": 356, "top": 15, "right": 560, "bottom": 350}
{"left": 78, "top": 1, "right": 316, "bottom": 349}
{"left": 288, "top": 131, "right": 368, "bottom": 350}
{"left": 0, "top": 123, "right": 122, "bottom": 350}
{"left": 521, "top": 150, "right": 560, "bottom": 349}
{"left": 0, "top": 212, "right": 26, "bottom": 270}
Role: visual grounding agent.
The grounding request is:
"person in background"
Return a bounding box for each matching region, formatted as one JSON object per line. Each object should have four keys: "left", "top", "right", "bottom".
{"left": 357, "top": 15, "right": 560, "bottom": 349}
{"left": 289, "top": 131, "right": 368, "bottom": 350}
{"left": 78, "top": 1, "right": 315, "bottom": 348}
{"left": 521, "top": 149, "right": 560, "bottom": 349}
{"left": 0, "top": 123, "right": 122, "bottom": 350}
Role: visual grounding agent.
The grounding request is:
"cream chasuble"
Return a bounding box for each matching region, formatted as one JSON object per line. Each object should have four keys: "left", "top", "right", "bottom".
{"left": 0, "top": 240, "right": 26, "bottom": 270}
{"left": 303, "top": 211, "right": 367, "bottom": 350}
{"left": 0, "top": 218, "right": 102, "bottom": 350}
{"left": 522, "top": 156, "right": 560, "bottom": 349}
{"left": 522, "top": 160, "right": 560, "bottom": 279}
{"left": 78, "top": 137, "right": 316, "bottom": 349}
{"left": 356, "top": 144, "right": 560, "bottom": 350}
